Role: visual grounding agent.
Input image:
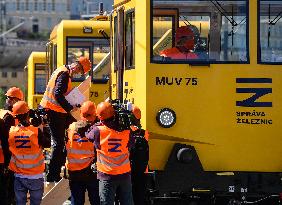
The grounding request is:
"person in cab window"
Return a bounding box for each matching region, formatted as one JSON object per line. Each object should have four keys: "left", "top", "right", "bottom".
{"left": 8, "top": 101, "right": 50, "bottom": 205}
{"left": 40, "top": 56, "right": 91, "bottom": 182}
{"left": 86, "top": 101, "right": 134, "bottom": 205}
{"left": 160, "top": 26, "right": 198, "bottom": 60}
{"left": 66, "top": 101, "right": 99, "bottom": 205}
{"left": 0, "top": 87, "right": 24, "bottom": 205}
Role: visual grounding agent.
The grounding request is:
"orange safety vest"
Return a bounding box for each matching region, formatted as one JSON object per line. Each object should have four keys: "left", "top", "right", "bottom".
{"left": 96, "top": 126, "right": 131, "bottom": 175}
{"left": 160, "top": 47, "right": 198, "bottom": 60}
{"left": 66, "top": 122, "right": 95, "bottom": 171}
{"left": 40, "top": 66, "right": 72, "bottom": 113}
{"left": 8, "top": 125, "right": 45, "bottom": 175}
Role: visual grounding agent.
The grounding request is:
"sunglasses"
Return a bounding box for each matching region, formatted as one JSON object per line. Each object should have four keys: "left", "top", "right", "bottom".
{"left": 6, "top": 96, "right": 19, "bottom": 101}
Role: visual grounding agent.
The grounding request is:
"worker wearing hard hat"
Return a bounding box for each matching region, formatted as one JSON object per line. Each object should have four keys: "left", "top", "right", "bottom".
{"left": 8, "top": 101, "right": 50, "bottom": 205}
{"left": 86, "top": 101, "right": 134, "bottom": 205}
{"left": 0, "top": 87, "right": 24, "bottom": 204}
{"left": 160, "top": 26, "right": 199, "bottom": 60}
{"left": 40, "top": 56, "right": 92, "bottom": 182}
{"left": 66, "top": 101, "right": 99, "bottom": 205}
{"left": 130, "top": 105, "right": 149, "bottom": 205}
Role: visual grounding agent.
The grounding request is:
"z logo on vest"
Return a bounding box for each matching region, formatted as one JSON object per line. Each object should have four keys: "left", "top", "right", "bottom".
{"left": 108, "top": 138, "right": 122, "bottom": 152}
{"left": 15, "top": 136, "right": 31, "bottom": 148}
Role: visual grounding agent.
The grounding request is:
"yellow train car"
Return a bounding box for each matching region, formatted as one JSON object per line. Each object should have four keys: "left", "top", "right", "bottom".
{"left": 27, "top": 52, "right": 47, "bottom": 108}
{"left": 46, "top": 18, "right": 110, "bottom": 104}
{"left": 111, "top": 0, "right": 282, "bottom": 203}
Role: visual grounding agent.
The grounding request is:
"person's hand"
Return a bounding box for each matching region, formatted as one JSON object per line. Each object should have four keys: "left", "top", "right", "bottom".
{"left": 71, "top": 107, "right": 80, "bottom": 113}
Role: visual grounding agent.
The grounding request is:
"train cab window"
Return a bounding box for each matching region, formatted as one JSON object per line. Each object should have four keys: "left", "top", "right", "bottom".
{"left": 125, "top": 11, "right": 135, "bottom": 69}
{"left": 67, "top": 37, "right": 110, "bottom": 83}
{"left": 259, "top": 1, "right": 282, "bottom": 64}
{"left": 34, "top": 64, "right": 47, "bottom": 94}
{"left": 151, "top": 0, "right": 249, "bottom": 64}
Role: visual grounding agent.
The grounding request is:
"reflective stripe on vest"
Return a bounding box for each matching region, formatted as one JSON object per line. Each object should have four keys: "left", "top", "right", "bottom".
{"left": 67, "top": 158, "right": 92, "bottom": 164}
{"left": 96, "top": 126, "right": 131, "bottom": 175}
{"left": 67, "top": 148, "right": 93, "bottom": 155}
{"left": 10, "top": 157, "right": 44, "bottom": 169}
{"left": 66, "top": 122, "right": 95, "bottom": 171}
{"left": 40, "top": 66, "right": 72, "bottom": 113}
{"left": 97, "top": 153, "right": 129, "bottom": 167}
{"left": 14, "top": 151, "right": 42, "bottom": 160}
{"left": 8, "top": 125, "right": 45, "bottom": 175}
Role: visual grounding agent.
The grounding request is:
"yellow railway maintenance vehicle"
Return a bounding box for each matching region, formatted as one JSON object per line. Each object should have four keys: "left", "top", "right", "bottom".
{"left": 46, "top": 16, "right": 110, "bottom": 104}
{"left": 111, "top": 0, "right": 282, "bottom": 204}
{"left": 27, "top": 52, "right": 47, "bottom": 108}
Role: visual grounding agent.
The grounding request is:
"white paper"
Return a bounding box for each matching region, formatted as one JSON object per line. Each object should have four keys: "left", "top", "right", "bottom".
{"left": 65, "top": 87, "right": 85, "bottom": 106}
{"left": 78, "top": 76, "right": 91, "bottom": 94}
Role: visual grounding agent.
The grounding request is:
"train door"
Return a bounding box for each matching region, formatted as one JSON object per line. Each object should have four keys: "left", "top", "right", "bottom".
{"left": 112, "top": 7, "right": 135, "bottom": 102}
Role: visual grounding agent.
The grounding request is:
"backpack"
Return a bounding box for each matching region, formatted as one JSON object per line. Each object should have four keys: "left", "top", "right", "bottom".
{"left": 129, "top": 129, "right": 149, "bottom": 174}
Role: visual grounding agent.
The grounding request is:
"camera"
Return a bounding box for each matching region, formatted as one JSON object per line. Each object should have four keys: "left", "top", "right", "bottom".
{"left": 29, "top": 107, "right": 50, "bottom": 127}
{"left": 111, "top": 99, "right": 137, "bottom": 131}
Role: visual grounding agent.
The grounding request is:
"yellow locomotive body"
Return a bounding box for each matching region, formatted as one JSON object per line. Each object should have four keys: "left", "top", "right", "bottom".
{"left": 111, "top": 0, "right": 282, "bottom": 202}
{"left": 46, "top": 18, "right": 111, "bottom": 105}
{"left": 27, "top": 52, "right": 47, "bottom": 108}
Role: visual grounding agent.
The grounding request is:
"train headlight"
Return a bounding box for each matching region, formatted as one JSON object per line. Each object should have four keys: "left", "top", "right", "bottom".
{"left": 156, "top": 108, "right": 176, "bottom": 128}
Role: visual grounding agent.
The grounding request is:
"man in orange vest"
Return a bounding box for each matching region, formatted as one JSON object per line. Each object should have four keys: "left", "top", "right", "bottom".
{"left": 0, "top": 87, "right": 24, "bottom": 204}
{"left": 40, "top": 56, "right": 92, "bottom": 182}
{"left": 86, "top": 101, "right": 134, "bottom": 205}
{"left": 160, "top": 26, "right": 198, "bottom": 60}
{"left": 66, "top": 101, "right": 99, "bottom": 205}
{"left": 130, "top": 105, "right": 149, "bottom": 205}
{"left": 9, "top": 101, "right": 50, "bottom": 205}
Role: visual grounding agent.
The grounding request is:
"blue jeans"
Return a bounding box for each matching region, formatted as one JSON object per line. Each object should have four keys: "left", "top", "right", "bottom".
{"left": 99, "top": 176, "right": 134, "bottom": 205}
{"left": 14, "top": 177, "right": 44, "bottom": 205}
{"left": 69, "top": 180, "right": 100, "bottom": 205}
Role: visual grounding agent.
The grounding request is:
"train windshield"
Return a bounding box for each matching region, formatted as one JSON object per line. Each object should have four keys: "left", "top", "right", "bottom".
{"left": 66, "top": 37, "right": 110, "bottom": 82}
{"left": 259, "top": 1, "right": 282, "bottom": 64}
{"left": 151, "top": 0, "right": 248, "bottom": 64}
{"left": 34, "top": 64, "right": 47, "bottom": 94}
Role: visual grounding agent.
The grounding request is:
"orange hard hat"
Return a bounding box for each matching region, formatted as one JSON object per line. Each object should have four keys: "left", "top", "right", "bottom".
{"left": 78, "top": 56, "right": 91, "bottom": 74}
{"left": 132, "top": 105, "right": 141, "bottom": 120}
{"left": 12, "top": 101, "right": 29, "bottom": 116}
{"left": 175, "top": 26, "right": 195, "bottom": 50}
{"left": 96, "top": 101, "right": 115, "bottom": 120}
{"left": 5, "top": 87, "right": 24, "bottom": 100}
{"left": 80, "top": 101, "right": 96, "bottom": 122}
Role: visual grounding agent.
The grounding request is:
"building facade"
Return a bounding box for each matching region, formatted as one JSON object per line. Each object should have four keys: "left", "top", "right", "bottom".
{"left": 0, "top": 0, "right": 113, "bottom": 93}
{"left": 71, "top": 0, "right": 113, "bottom": 19}
{"left": 4, "top": 0, "right": 71, "bottom": 33}
{"left": 0, "top": 69, "right": 25, "bottom": 92}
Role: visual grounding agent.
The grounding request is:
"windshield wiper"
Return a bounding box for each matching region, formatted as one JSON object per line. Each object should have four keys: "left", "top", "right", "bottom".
{"left": 98, "top": 29, "right": 110, "bottom": 44}
{"left": 209, "top": 0, "right": 237, "bottom": 26}
{"left": 180, "top": 16, "right": 192, "bottom": 26}
{"left": 269, "top": 11, "right": 282, "bottom": 25}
